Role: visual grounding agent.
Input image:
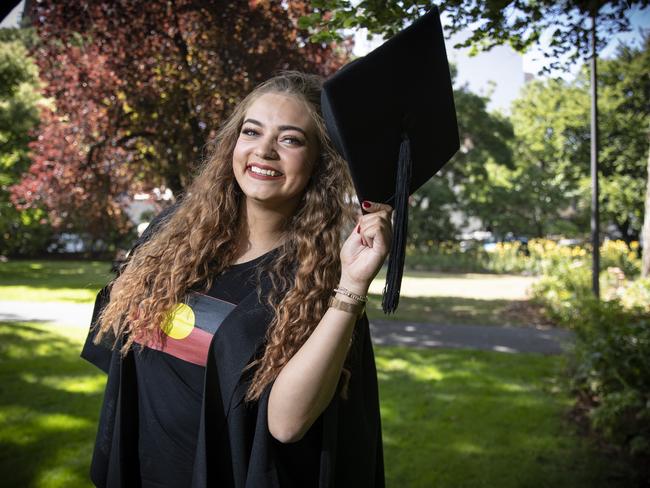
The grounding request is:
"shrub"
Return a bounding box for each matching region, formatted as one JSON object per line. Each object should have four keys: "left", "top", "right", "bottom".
{"left": 569, "top": 299, "right": 650, "bottom": 461}
{"left": 532, "top": 247, "right": 649, "bottom": 472}
{"left": 405, "top": 238, "right": 640, "bottom": 277}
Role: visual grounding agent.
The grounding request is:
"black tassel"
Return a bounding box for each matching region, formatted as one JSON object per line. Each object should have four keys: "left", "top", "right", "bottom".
{"left": 382, "top": 134, "right": 412, "bottom": 313}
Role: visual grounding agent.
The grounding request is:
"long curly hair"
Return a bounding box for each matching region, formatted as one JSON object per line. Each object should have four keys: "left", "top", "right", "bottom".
{"left": 95, "top": 71, "right": 356, "bottom": 402}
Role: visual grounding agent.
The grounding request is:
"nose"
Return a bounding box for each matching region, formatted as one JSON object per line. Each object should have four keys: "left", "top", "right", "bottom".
{"left": 254, "top": 135, "right": 278, "bottom": 160}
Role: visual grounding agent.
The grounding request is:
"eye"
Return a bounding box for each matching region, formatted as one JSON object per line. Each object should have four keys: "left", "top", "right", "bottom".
{"left": 241, "top": 127, "right": 259, "bottom": 136}
{"left": 281, "top": 135, "right": 304, "bottom": 146}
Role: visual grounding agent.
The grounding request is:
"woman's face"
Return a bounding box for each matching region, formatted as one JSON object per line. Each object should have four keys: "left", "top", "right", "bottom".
{"left": 232, "top": 92, "right": 319, "bottom": 213}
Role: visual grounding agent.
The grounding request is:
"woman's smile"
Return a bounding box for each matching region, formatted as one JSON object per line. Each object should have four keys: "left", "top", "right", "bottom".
{"left": 232, "top": 92, "right": 318, "bottom": 212}
{"left": 247, "top": 163, "right": 284, "bottom": 178}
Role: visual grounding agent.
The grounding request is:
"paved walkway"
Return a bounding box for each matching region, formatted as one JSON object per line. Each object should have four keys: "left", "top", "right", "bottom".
{"left": 0, "top": 301, "right": 573, "bottom": 355}
{"left": 370, "top": 320, "right": 572, "bottom": 355}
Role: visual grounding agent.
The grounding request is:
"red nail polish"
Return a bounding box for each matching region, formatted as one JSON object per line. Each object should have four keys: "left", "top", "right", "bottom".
{"left": 356, "top": 225, "right": 360, "bottom": 234}
{"left": 362, "top": 201, "right": 371, "bottom": 209}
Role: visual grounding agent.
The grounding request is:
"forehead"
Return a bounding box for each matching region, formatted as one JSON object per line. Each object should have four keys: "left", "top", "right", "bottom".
{"left": 244, "top": 92, "right": 314, "bottom": 131}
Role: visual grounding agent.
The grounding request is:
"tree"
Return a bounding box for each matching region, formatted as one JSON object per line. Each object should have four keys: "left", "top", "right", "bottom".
{"left": 302, "top": 0, "right": 649, "bottom": 296}
{"left": 300, "top": 0, "right": 647, "bottom": 71}
{"left": 0, "top": 28, "right": 53, "bottom": 256}
{"left": 407, "top": 68, "right": 514, "bottom": 246}
{"left": 593, "top": 39, "right": 650, "bottom": 245}
{"left": 470, "top": 39, "right": 649, "bottom": 243}
{"left": 641, "top": 149, "right": 650, "bottom": 278}
{"left": 11, "top": 0, "right": 349, "bottom": 248}
{"left": 506, "top": 78, "right": 589, "bottom": 237}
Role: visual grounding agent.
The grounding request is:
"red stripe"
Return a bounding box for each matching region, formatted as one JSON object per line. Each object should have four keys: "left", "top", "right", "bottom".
{"left": 137, "top": 327, "right": 213, "bottom": 366}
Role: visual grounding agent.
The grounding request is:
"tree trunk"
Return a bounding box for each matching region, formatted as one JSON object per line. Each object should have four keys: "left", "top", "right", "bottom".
{"left": 642, "top": 143, "right": 650, "bottom": 277}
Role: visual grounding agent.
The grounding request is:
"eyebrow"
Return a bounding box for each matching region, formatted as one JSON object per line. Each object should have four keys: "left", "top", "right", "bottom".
{"left": 243, "top": 118, "right": 307, "bottom": 137}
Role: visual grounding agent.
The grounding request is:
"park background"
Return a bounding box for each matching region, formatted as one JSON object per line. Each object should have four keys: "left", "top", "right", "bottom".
{"left": 1, "top": 0, "right": 649, "bottom": 486}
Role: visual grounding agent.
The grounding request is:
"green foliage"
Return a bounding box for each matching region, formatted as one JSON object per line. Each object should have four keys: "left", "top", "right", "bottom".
{"left": 570, "top": 299, "right": 650, "bottom": 462}
{"left": 409, "top": 31, "right": 648, "bottom": 245}
{"left": 300, "top": 1, "right": 647, "bottom": 72}
{"left": 476, "top": 39, "right": 649, "bottom": 241}
{"left": 503, "top": 78, "right": 588, "bottom": 236}
{"left": 532, "top": 239, "right": 642, "bottom": 323}
{"left": 533, "top": 243, "right": 650, "bottom": 468}
{"left": 406, "top": 240, "right": 532, "bottom": 274}
{"left": 0, "top": 29, "right": 53, "bottom": 256}
{"left": 406, "top": 238, "right": 640, "bottom": 278}
{"left": 586, "top": 39, "right": 650, "bottom": 243}
{"left": 408, "top": 81, "right": 514, "bottom": 244}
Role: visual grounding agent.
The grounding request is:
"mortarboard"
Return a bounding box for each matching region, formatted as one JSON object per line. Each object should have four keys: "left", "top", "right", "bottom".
{"left": 321, "top": 7, "right": 460, "bottom": 313}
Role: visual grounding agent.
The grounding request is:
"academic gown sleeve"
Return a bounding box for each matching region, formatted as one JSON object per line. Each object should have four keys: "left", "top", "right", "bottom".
{"left": 192, "top": 298, "right": 385, "bottom": 488}
{"left": 255, "top": 312, "right": 384, "bottom": 488}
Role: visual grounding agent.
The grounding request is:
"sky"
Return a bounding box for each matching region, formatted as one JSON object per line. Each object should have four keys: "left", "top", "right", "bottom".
{"left": 522, "top": 4, "right": 650, "bottom": 76}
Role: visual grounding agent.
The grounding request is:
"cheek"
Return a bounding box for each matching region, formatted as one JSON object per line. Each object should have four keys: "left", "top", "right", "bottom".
{"left": 287, "top": 155, "right": 315, "bottom": 186}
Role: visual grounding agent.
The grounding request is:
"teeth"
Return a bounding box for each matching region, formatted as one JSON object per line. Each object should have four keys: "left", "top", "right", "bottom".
{"left": 250, "top": 165, "right": 282, "bottom": 177}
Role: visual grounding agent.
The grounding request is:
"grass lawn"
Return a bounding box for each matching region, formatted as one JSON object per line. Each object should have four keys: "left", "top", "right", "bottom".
{"left": 0, "top": 321, "right": 628, "bottom": 487}
{"left": 1, "top": 260, "right": 547, "bottom": 326}
{"left": 377, "top": 347, "right": 629, "bottom": 487}
{"left": 0, "top": 260, "right": 114, "bottom": 303}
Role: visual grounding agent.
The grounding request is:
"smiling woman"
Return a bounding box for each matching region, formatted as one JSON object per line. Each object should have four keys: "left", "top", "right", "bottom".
{"left": 232, "top": 92, "right": 319, "bottom": 220}
{"left": 82, "top": 71, "right": 390, "bottom": 488}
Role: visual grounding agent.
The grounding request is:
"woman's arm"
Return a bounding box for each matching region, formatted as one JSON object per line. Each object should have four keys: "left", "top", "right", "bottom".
{"left": 268, "top": 201, "right": 392, "bottom": 443}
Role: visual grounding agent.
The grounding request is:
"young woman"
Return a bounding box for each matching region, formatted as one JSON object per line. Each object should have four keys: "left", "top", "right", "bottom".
{"left": 84, "top": 71, "right": 391, "bottom": 487}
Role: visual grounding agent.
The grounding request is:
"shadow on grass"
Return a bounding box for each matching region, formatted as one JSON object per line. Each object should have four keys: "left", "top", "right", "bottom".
{"left": 375, "top": 346, "right": 636, "bottom": 488}
{"left": 0, "top": 260, "right": 113, "bottom": 292}
{"left": 0, "top": 321, "right": 105, "bottom": 487}
{"left": 2, "top": 322, "right": 625, "bottom": 487}
{"left": 367, "top": 294, "right": 549, "bottom": 327}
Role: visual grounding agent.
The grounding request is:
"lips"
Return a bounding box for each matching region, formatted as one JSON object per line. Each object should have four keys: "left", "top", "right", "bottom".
{"left": 246, "top": 163, "right": 284, "bottom": 178}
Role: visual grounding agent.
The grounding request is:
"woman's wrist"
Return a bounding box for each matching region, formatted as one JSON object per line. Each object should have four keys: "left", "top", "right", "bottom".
{"left": 337, "top": 273, "right": 370, "bottom": 299}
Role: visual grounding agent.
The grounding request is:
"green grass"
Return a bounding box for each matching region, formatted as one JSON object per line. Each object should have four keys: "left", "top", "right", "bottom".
{"left": 0, "top": 260, "right": 114, "bottom": 303}
{"left": 376, "top": 346, "right": 630, "bottom": 487}
{"left": 0, "top": 321, "right": 105, "bottom": 487}
{"left": 0, "top": 321, "right": 630, "bottom": 487}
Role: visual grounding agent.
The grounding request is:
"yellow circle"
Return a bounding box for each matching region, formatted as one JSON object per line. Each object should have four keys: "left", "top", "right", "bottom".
{"left": 160, "top": 303, "right": 195, "bottom": 339}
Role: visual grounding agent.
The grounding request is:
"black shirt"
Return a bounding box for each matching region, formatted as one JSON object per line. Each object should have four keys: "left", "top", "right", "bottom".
{"left": 134, "top": 251, "right": 274, "bottom": 488}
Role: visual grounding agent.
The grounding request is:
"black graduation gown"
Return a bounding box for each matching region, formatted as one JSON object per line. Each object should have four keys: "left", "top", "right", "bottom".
{"left": 81, "top": 272, "right": 385, "bottom": 487}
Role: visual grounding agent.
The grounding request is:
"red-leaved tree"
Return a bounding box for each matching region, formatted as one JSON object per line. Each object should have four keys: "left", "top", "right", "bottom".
{"left": 12, "top": 0, "right": 350, "bottom": 248}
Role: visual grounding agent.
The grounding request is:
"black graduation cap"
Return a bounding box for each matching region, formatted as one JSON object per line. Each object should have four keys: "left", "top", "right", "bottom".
{"left": 321, "top": 7, "right": 459, "bottom": 313}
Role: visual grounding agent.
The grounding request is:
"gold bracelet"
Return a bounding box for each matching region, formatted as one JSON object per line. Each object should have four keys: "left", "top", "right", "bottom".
{"left": 333, "top": 285, "right": 368, "bottom": 303}
{"left": 328, "top": 296, "right": 365, "bottom": 318}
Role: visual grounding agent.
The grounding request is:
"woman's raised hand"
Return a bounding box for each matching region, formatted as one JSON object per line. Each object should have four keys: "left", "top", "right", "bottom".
{"left": 339, "top": 201, "right": 393, "bottom": 295}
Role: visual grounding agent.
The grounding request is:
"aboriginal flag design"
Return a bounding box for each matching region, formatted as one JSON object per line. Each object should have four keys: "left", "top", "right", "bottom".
{"left": 135, "top": 292, "right": 236, "bottom": 367}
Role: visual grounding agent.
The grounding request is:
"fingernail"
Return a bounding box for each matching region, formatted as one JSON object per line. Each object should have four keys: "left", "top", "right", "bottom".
{"left": 362, "top": 201, "right": 371, "bottom": 209}
{"left": 356, "top": 225, "right": 360, "bottom": 234}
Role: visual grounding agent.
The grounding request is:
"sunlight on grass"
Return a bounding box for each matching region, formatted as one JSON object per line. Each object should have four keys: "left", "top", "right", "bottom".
{"left": 0, "top": 321, "right": 105, "bottom": 487}
{"left": 453, "top": 441, "right": 485, "bottom": 454}
{"left": 21, "top": 373, "right": 106, "bottom": 394}
{"left": 36, "top": 413, "right": 93, "bottom": 431}
{"left": 375, "top": 346, "right": 630, "bottom": 488}
{"left": 0, "top": 319, "right": 631, "bottom": 487}
{"left": 0, "top": 286, "right": 100, "bottom": 303}
{"left": 0, "top": 260, "right": 113, "bottom": 304}
{"left": 375, "top": 355, "right": 443, "bottom": 381}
